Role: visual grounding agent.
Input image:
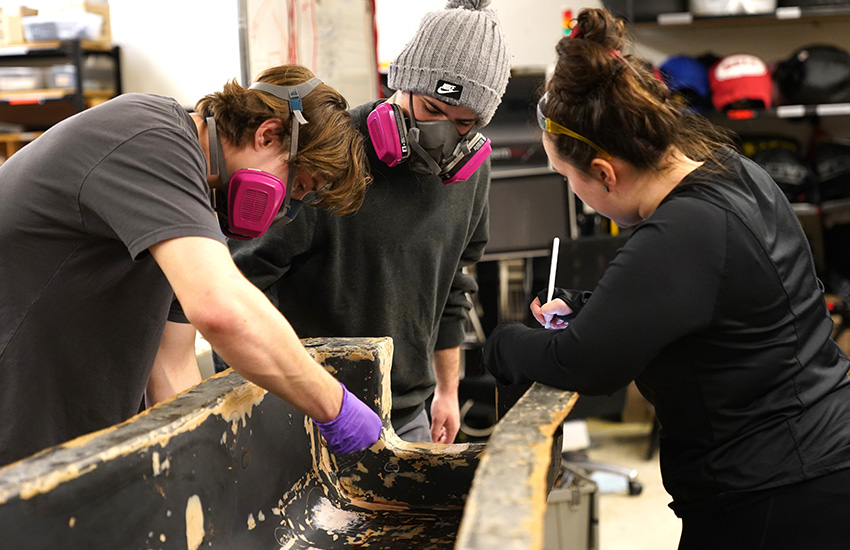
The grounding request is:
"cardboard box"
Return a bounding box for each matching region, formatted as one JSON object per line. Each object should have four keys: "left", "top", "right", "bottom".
{"left": 0, "top": 6, "right": 38, "bottom": 45}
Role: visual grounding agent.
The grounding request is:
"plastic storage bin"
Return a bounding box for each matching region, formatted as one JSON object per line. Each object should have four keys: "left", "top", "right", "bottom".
{"left": 44, "top": 57, "right": 113, "bottom": 90}
{"left": 22, "top": 11, "right": 102, "bottom": 42}
{"left": 0, "top": 66, "right": 43, "bottom": 91}
{"left": 45, "top": 64, "right": 74, "bottom": 88}
{"left": 543, "top": 465, "right": 599, "bottom": 550}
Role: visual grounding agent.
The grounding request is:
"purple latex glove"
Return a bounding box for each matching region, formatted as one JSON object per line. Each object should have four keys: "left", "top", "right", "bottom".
{"left": 314, "top": 382, "right": 382, "bottom": 455}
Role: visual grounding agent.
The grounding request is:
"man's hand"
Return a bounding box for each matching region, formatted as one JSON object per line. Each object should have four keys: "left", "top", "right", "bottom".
{"left": 314, "top": 382, "right": 382, "bottom": 454}
{"left": 431, "top": 347, "right": 461, "bottom": 443}
{"left": 430, "top": 387, "right": 460, "bottom": 443}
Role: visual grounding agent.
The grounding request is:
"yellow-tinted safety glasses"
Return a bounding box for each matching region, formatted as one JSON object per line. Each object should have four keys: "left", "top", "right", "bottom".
{"left": 536, "top": 92, "right": 612, "bottom": 160}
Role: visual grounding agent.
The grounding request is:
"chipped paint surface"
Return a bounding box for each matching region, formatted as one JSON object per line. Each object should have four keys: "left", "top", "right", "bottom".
{"left": 151, "top": 451, "right": 170, "bottom": 477}
{"left": 455, "top": 384, "right": 577, "bottom": 550}
{"left": 11, "top": 462, "right": 98, "bottom": 502}
{"left": 219, "top": 381, "right": 267, "bottom": 431}
{"left": 185, "top": 494, "right": 204, "bottom": 550}
{"left": 0, "top": 373, "right": 269, "bottom": 503}
{"left": 0, "top": 337, "right": 573, "bottom": 549}
{"left": 311, "top": 496, "right": 362, "bottom": 532}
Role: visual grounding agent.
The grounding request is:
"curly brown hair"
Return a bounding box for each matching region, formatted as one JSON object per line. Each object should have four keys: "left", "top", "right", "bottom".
{"left": 544, "top": 8, "right": 733, "bottom": 173}
{"left": 195, "top": 65, "right": 371, "bottom": 216}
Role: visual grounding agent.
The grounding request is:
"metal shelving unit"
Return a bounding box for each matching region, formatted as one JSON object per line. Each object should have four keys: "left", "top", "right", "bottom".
{"left": 626, "top": 3, "right": 850, "bottom": 284}
{"left": 0, "top": 39, "right": 121, "bottom": 156}
{"left": 629, "top": 3, "right": 850, "bottom": 26}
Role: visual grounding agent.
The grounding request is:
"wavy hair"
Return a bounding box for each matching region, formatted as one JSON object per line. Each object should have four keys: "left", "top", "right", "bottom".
{"left": 545, "top": 9, "right": 733, "bottom": 173}
{"left": 195, "top": 65, "right": 371, "bottom": 216}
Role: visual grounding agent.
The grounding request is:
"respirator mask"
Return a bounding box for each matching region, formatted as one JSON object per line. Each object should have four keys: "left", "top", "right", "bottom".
{"left": 208, "top": 77, "right": 321, "bottom": 240}
{"left": 366, "top": 94, "right": 491, "bottom": 184}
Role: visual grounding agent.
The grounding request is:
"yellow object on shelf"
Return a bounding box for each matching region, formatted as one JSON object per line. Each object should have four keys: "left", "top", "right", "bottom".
{"left": 0, "top": 6, "right": 38, "bottom": 46}
{"left": 0, "top": 131, "right": 43, "bottom": 162}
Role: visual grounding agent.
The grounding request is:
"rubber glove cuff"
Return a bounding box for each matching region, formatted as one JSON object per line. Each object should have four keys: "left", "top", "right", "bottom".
{"left": 314, "top": 382, "right": 382, "bottom": 455}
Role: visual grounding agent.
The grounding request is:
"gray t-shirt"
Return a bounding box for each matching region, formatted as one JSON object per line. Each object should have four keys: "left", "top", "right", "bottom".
{"left": 0, "top": 93, "right": 225, "bottom": 466}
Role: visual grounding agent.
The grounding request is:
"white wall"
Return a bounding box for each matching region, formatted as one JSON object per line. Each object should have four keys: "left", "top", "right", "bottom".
{"left": 109, "top": 0, "right": 241, "bottom": 108}
{"left": 94, "top": 1, "right": 850, "bottom": 109}
{"left": 374, "top": 0, "right": 605, "bottom": 70}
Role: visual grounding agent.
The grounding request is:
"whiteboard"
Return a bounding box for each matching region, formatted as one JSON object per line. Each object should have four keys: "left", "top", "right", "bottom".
{"left": 242, "top": 0, "right": 378, "bottom": 106}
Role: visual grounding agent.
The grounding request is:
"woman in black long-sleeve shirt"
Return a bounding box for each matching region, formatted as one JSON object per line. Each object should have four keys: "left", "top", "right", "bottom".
{"left": 484, "top": 8, "right": 850, "bottom": 550}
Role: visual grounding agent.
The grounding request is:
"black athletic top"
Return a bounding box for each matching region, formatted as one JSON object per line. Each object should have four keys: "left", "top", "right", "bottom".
{"left": 484, "top": 147, "right": 850, "bottom": 516}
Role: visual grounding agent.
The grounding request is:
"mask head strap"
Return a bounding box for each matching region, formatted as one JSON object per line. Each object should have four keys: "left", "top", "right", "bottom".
{"left": 206, "top": 116, "right": 228, "bottom": 181}
{"left": 405, "top": 93, "right": 443, "bottom": 175}
{"left": 247, "top": 76, "right": 322, "bottom": 220}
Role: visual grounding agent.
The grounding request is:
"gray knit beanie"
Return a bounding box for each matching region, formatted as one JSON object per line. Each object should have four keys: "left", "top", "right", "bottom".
{"left": 387, "top": 0, "right": 511, "bottom": 127}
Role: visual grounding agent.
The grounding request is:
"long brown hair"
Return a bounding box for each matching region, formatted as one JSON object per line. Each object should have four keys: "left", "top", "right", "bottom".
{"left": 195, "top": 65, "right": 371, "bottom": 216}
{"left": 545, "top": 8, "right": 733, "bottom": 173}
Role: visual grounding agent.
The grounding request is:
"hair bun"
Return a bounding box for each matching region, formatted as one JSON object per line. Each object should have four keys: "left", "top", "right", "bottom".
{"left": 446, "top": 0, "right": 491, "bottom": 10}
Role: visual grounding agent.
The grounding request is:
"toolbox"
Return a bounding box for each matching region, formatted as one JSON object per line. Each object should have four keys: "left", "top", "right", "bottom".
{"left": 543, "top": 463, "right": 599, "bottom": 550}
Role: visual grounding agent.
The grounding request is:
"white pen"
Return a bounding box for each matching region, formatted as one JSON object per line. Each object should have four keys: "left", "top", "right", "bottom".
{"left": 545, "top": 237, "right": 560, "bottom": 329}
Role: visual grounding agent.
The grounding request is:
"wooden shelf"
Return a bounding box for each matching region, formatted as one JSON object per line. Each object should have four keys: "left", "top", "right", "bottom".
{"left": 0, "top": 39, "right": 120, "bottom": 156}
{"left": 0, "top": 130, "right": 43, "bottom": 158}
{"left": 0, "top": 40, "right": 113, "bottom": 57}
{"left": 698, "top": 103, "right": 850, "bottom": 122}
{"left": 0, "top": 88, "right": 115, "bottom": 104}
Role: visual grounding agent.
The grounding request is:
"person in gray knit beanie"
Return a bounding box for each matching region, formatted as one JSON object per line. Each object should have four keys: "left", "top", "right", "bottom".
{"left": 387, "top": 0, "right": 510, "bottom": 127}
{"left": 222, "top": 0, "right": 512, "bottom": 449}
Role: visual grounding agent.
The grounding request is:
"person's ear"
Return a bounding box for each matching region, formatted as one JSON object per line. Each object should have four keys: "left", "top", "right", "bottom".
{"left": 255, "top": 118, "right": 284, "bottom": 149}
{"left": 590, "top": 158, "right": 616, "bottom": 192}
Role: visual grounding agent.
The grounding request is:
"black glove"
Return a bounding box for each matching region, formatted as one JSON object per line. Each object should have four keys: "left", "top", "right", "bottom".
{"left": 536, "top": 288, "right": 593, "bottom": 323}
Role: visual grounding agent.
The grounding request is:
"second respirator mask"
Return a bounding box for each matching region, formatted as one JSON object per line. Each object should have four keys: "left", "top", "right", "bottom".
{"left": 366, "top": 98, "right": 491, "bottom": 184}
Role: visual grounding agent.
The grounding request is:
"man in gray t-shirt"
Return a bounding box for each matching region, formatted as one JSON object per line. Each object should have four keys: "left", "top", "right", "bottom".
{"left": 0, "top": 65, "right": 380, "bottom": 467}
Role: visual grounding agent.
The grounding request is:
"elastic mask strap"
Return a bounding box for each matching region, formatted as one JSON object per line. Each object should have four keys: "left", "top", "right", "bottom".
{"left": 249, "top": 77, "right": 322, "bottom": 221}
{"left": 206, "top": 116, "right": 230, "bottom": 185}
{"left": 206, "top": 115, "right": 231, "bottom": 220}
{"left": 405, "top": 93, "right": 442, "bottom": 175}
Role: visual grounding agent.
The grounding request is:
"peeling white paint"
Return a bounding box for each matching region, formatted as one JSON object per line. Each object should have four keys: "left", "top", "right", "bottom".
{"left": 311, "top": 496, "right": 361, "bottom": 533}
{"left": 185, "top": 495, "right": 204, "bottom": 550}
{"left": 151, "top": 451, "right": 171, "bottom": 477}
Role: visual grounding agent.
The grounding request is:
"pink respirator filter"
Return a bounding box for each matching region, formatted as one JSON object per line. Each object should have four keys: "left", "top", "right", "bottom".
{"left": 443, "top": 137, "right": 491, "bottom": 184}
{"left": 367, "top": 104, "right": 407, "bottom": 167}
{"left": 227, "top": 169, "right": 287, "bottom": 239}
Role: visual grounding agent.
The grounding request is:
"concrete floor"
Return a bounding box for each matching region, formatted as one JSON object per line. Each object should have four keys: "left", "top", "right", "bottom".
{"left": 580, "top": 418, "right": 681, "bottom": 550}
